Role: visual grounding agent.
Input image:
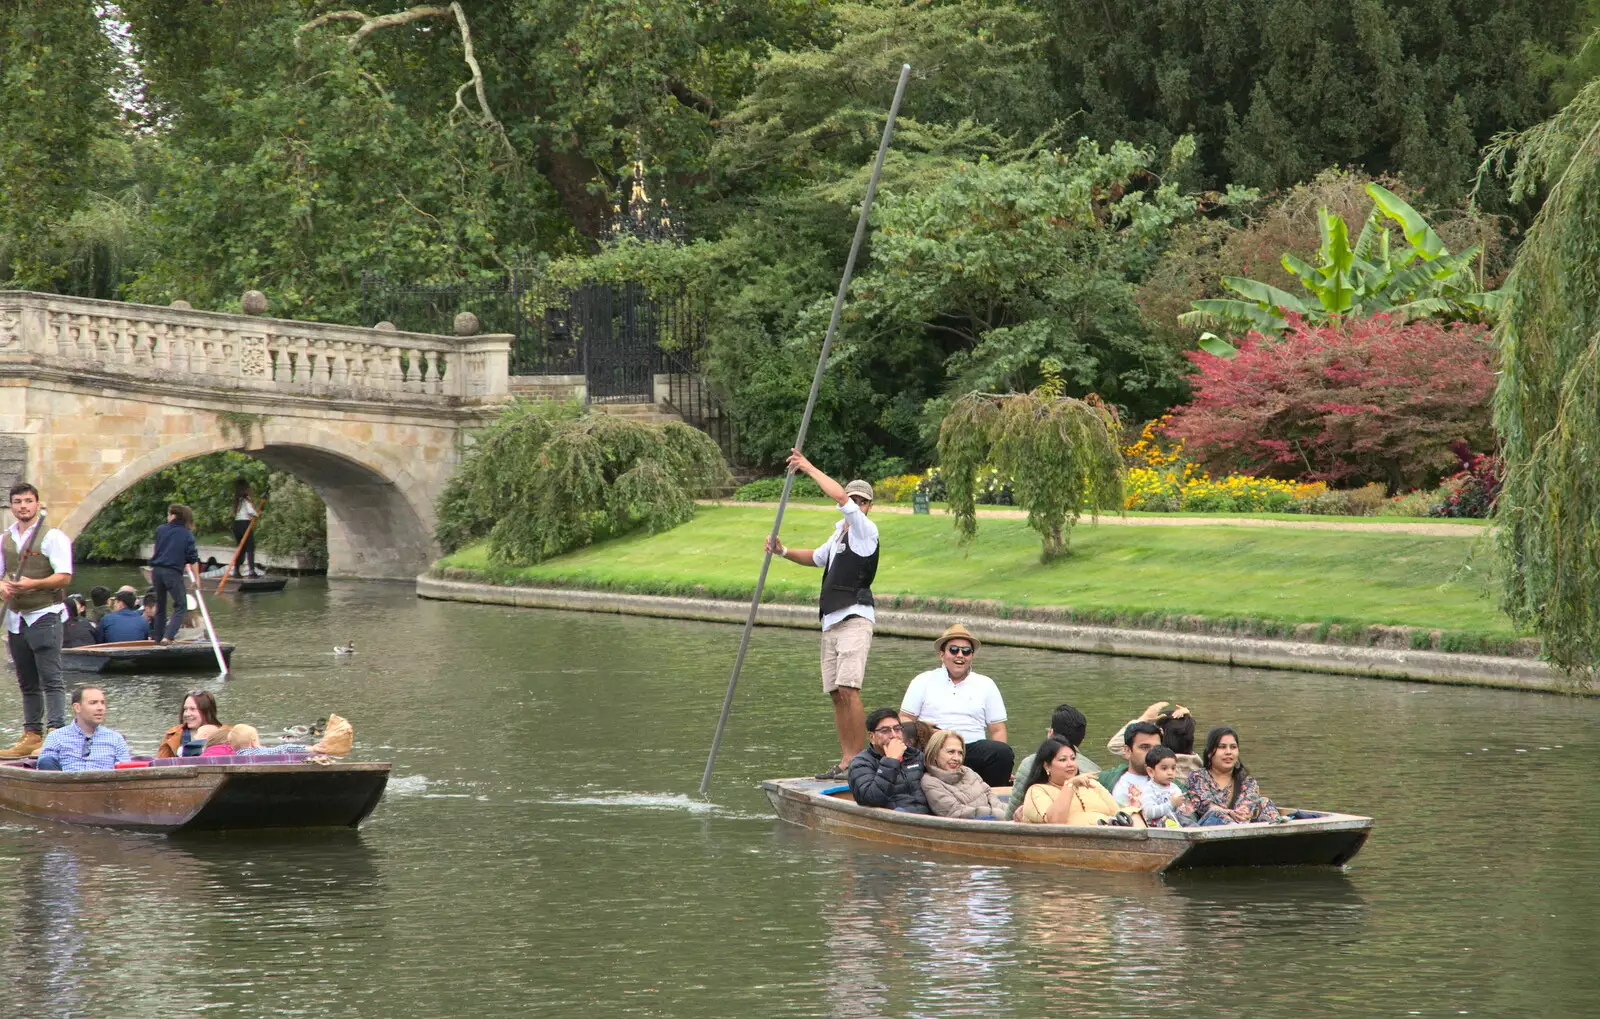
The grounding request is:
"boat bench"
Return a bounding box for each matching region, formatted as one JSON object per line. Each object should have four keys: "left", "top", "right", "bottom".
{"left": 145, "top": 751, "right": 312, "bottom": 766}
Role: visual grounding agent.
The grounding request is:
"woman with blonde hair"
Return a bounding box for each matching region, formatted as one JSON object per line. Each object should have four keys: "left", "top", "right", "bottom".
{"left": 919, "top": 729, "right": 1009, "bottom": 820}
{"left": 1018, "top": 738, "right": 1144, "bottom": 827}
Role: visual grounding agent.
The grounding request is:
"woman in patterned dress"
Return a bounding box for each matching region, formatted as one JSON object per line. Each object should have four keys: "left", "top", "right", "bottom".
{"left": 1181, "top": 726, "right": 1279, "bottom": 825}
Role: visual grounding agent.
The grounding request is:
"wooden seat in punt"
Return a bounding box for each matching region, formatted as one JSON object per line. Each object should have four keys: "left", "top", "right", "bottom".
{"left": 62, "top": 640, "right": 236, "bottom": 674}
{"left": 0, "top": 760, "right": 390, "bottom": 833}
{"left": 762, "top": 777, "right": 1372, "bottom": 873}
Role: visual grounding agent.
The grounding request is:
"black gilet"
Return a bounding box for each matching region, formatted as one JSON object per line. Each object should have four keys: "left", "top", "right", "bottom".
{"left": 819, "top": 528, "right": 878, "bottom": 619}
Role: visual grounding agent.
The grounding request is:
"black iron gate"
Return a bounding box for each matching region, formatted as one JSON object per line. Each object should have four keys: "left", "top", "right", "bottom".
{"left": 572, "top": 282, "right": 657, "bottom": 403}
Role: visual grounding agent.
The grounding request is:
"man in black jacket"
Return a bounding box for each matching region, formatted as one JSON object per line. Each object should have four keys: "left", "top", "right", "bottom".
{"left": 147, "top": 503, "right": 199, "bottom": 645}
{"left": 847, "top": 707, "right": 929, "bottom": 814}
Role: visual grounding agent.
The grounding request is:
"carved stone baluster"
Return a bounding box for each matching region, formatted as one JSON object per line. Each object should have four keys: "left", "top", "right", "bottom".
{"left": 421, "top": 350, "right": 438, "bottom": 395}
{"left": 388, "top": 345, "right": 405, "bottom": 393}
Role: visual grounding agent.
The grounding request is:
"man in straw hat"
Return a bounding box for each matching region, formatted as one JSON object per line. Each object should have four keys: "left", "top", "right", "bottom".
{"left": 765, "top": 448, "right": 880, "bottom": 781}
{"left": 0, "top": 483, "right": 73, "bottom": 759}
{"left": 899, "top": 624, "right": 1013, "bottom": 787}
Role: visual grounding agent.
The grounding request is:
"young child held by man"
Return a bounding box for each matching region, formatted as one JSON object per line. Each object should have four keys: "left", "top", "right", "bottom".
{"left": 1135, "top": 746, "right": 1186, "bottom": 827}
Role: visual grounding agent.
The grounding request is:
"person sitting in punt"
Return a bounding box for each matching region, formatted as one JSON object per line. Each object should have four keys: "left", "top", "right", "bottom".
{"left": 1158, "top": 710, "right": 1202, "bottom": 783}
{"left": 1133, "top": 746, "right": 1185, "bottom": 827}
{"left": 61, "top": 595, "right": 100, "bottom": 648}
{"left": 200, "top": 726, "right": 235, "bottom": 757}
{"left": 920, "top": 729, "right": 1008, "bottom": 820}
{"left": 847, "top": 708, "right": 930, "bottom": 813}
{"left": 98, "top": 590, "right": 151, "bottom": 643}
{"left": 1183, "top": 726, "right": 1280, "bottom": 825}
{"left": 226, "top": 717, "right": 352, "bottom": 758}
{"left": 1097, "top": 720, "right": 1163, "bottom": 796}
{"left": 35, "top": 686, "right": 131, "bottom": 771}
{"left": 1017, "top": 738, "right": 1143, "bottom": 827}
{"left": 899, "top": 624, "right": 1012, "bottom": 787}
{"left": 1005, "top": 703, "right": 1099, "bottom": 821}
{"left": 157, "top": 689, "right": 221, "bottom": 758}
{"left": 87, "top": 585, "right": 112, "bottom": 624}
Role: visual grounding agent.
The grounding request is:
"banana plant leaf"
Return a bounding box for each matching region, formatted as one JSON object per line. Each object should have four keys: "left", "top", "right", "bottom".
{"left": 1178, "top": 299, "right": 1288, "bottom": 333}
{"left": 1197, "top": 332, "right": 1239, "bottom": 358}
{"left": 1367, "top": 183, "right": 1446, "bottom": 259}
{"left": 1218, "top": 275, "right": 1308, "bottom": 314}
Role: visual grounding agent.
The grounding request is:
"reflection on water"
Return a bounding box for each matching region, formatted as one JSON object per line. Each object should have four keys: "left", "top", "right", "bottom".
{"left": 0, "top": 567, "right": 1596, "bottom": 1017}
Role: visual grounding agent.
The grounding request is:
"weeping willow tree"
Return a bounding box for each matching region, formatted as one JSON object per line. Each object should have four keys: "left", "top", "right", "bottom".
{"left": 1479, "top": 56, "right": 1600, "bottom": 677}
{"left": 937, "top": 366, "right": 1125, "bottom": 562}
{"left": 436, "top": 401, "right": 732, "bottom": 565}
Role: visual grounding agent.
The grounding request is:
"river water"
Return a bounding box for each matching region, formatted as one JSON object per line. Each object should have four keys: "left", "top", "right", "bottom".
{"left": 1, "top": 570, "right": 1595, "bottom": 1018}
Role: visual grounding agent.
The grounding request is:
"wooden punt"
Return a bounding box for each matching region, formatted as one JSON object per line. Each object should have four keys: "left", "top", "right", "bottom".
{"left": 62, "top": 640, "right": 235, "bottom": 674}
{"left": 0, "top": 760, "right": 390, "bottom": 833}
{"left": 141, "top": 565, "right": 288, "bottom": 593}
{"left": 762, "top": 777, "right": 1372, "bottom": 873}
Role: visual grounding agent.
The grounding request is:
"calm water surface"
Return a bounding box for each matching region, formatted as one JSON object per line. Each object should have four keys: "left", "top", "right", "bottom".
{"left": 2, "top": 569, "right": 1596, "bottom": 1018}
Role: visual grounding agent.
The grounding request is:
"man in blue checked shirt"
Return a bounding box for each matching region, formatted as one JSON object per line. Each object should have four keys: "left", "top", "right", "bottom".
{"left": 36, "top": 685, "right": 130, "bottom": 771}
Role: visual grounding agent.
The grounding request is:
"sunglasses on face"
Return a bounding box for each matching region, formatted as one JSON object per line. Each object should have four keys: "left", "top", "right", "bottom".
{"left": 944, "top": 645, "right": 974, "bottom": 656}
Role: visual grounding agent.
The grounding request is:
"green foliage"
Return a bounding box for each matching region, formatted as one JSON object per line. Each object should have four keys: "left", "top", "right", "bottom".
{"left": 1045, "top": 0, "right": 1593, "bottom": 203}
{"left": 255, "top": 473, "right": 329, "bottom": 568}
{"left": 436, "top": 401, "right": 731, "bottom": 564}
{"left": 1478, "top": 69, "right": 1600, "bottom": 678}
{"left": 936, "top": 368, "right": 1125, "bottom": 561}
{"left": 1181, "top": 184, "right": 1501, "bottom": 345}
{"left": 732, "top": 475, "right": 824, "bottom": 501}
{"left": 0, "top": 1, "right": 116, "bottom": 286}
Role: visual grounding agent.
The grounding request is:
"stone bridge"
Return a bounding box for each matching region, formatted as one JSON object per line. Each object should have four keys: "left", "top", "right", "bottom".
{"left": 0, "top": 293, "right": 510, "bottom": 579}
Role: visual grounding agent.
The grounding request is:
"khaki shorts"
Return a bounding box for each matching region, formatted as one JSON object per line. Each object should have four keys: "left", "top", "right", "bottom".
{"left": 820, "top": 615, "right": 873, "bottom": 694}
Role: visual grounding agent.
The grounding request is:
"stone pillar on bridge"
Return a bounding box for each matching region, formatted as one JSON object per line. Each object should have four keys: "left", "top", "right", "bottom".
{"left": 0, "top": 292, "right": 511, "bottom": 579}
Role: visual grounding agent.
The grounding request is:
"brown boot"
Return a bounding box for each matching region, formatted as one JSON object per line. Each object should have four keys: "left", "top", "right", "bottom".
{"left": 0, "top": 731, "right": 43, "bottom": 759}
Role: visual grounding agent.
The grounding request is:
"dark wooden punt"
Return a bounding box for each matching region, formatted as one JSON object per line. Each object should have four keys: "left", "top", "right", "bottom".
{"left": 762, "top": 777, "right": 1372, "bottom": 873}
{"left": 0, "top": 760, "right": 390, "bottom": 833}
{"left": 62, "top": 640, "right": 235, "bottom": 674}
{"left": 141, "top": 565, "right": 289, "bottom": 593}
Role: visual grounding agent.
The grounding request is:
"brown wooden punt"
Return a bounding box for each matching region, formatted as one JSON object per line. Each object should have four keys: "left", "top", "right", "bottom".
{"left": 0, "top": 760, "right": 390, "bottom": 833}
{"left": 62, "top": 640, "right": 235, "bottom": 674}
{"left": 761, "top": 777, "right": 1372, "bottom": 873}
{"left": 141, "top": 565, "right": 289, "bottom": 593}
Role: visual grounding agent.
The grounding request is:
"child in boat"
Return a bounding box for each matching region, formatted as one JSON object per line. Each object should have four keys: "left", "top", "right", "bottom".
{"left": 200, "top": 726, "right": 235, "bottom": 756}
{"left": 1136, "top": 746, "right": 1186, "bottom": 827}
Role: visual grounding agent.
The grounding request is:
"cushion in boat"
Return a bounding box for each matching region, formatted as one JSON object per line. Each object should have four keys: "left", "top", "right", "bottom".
{"left": 146, "top": 751, "right": 311, "bottom": 766}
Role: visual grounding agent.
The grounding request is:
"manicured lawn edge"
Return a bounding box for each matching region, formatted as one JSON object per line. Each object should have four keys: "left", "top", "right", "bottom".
{"left": 427, "top": 564, "right": 1534, "bottom": 660}
{"left": 416, "top": 574, "right": 1574, "bottom": 694}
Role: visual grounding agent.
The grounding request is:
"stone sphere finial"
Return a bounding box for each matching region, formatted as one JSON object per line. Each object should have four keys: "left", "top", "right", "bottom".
{"left": 241, "top": 290, "right": 268, "bottom": 316}
{"left": 453, "top": 311, "right": 480, "bottom": 336}
{"left": 373, "top": 321, "right": 398, "bottom": 332}
{"left": 169, "top": 299, "right": 193, "bottom": 310}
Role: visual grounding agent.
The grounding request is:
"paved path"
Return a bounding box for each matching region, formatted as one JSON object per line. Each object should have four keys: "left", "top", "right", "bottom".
{"left": 699, "top": 500, "right": 1490, "bottom": 537}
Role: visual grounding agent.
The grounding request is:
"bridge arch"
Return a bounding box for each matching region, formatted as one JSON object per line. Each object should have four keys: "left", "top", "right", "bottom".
{"left": 62, "top": 428, "right": 438, "bottom": 579}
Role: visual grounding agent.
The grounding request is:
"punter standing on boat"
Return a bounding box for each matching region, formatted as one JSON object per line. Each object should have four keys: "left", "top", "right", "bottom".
{"left": 148, "top": 503, "right": 200, "bottom": 645}
{"left": 0, "top": 484, "right": 73, "bottom": 760}
{"left": 764, "top": 450, "right": 879, "bottom": 781}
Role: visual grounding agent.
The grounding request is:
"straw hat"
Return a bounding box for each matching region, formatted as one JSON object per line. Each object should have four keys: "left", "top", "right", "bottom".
{"left": 934, "top": 623, "right": 979, "bottom": 652}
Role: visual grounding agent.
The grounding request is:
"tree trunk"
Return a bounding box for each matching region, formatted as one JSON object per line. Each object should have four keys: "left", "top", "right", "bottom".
{"left": 538, "top": 141, "right": 612, "bottom": 246}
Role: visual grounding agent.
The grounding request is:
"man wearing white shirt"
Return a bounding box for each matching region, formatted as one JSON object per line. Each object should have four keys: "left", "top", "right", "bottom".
{"left": 0, "top": 484, "right": 73, "bottom": 759}
{"left": 765, "top": 449, "right": 880, "bottom": 780}
{"left": 899, "top": 624, "right": 1013, "bottom": 787}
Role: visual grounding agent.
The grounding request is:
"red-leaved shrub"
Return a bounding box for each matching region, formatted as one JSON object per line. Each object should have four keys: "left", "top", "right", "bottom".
{"left": 1168, "top": 316, "right": 1496, "bottom": 490}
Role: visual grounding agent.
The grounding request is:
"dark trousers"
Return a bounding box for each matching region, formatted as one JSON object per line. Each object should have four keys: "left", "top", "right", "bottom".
{"left": 963, "top": 739, "right": 1015, "bottom": 787}
{"left": 232, "top": 518, "right": 257, "bottom": 572}
{"left": 150, "top": 565, "right": 186, "bottom": 642}
{"left": 9, "top": 613, "right": 64, "bottom": 732}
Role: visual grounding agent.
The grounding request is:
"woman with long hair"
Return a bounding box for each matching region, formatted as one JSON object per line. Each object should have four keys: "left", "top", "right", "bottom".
{"left": 157, "top": 690, "right": 222, "bottom": 758}
{"left": 1183, "top": 726, "right": 1279, "bottom": 825}
{"left": 1017, "top": 738, "right": 1142, "bottom": 827}
{"left": 232, "top": 478, "right": 261, "bottom": 577}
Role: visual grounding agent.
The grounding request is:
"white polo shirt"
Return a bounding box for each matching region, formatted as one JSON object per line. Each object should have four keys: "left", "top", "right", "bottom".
{"left": 811, "top": 499, "right": 879, "bottom": 632}
{"left": 900, "top": 667, "right": 1007, "bottom": 744}
{"left": 3, "top": 520, "right": 73, "bottom": 633}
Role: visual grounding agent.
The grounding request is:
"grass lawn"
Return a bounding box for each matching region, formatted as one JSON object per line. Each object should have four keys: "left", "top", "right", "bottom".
{"left": 439, "top": 504, "right": 1516, "bottom": 639}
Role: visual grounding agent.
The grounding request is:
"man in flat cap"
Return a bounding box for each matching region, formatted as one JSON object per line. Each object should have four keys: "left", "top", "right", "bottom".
{"left": 899, "top": 624, "right": 1013, "bottom": 787}
{"left": 765, "top": 448, "right": 880, "bottom": 781}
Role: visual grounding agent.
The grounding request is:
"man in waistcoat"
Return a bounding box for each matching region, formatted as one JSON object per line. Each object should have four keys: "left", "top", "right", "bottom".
{"left": 764, "top": 449, "right": 879, "bottom": 781}
{"left": 0, "top": 483, "right": 74, "bottom": 759}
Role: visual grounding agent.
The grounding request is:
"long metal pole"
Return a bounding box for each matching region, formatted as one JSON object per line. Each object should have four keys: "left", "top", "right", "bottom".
{"left": 699, "top": 64, "right": 911, "bottom": 796}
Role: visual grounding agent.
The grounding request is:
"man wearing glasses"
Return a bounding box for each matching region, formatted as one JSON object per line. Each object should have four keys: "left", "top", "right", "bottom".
{"left": 846, "top": 707, "right": 929, "bottom": 813}
{"left": 900, "top": 625, "right": 1013, "bottom": 787}
{"left": 764, "top": 448, "right": 880, "bottom": 781}
{"left": 36, "top": 686, "right": 130, "bottom": 771}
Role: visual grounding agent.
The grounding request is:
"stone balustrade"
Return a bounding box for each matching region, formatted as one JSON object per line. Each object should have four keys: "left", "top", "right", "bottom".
{"left": 0, "top": 292, "right": 510, "bottom": 405}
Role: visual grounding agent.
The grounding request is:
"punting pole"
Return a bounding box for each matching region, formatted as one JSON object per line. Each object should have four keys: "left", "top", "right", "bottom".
{"left": 189, "top": 566, "right": 229, "bottom": 676}
{"left": 216, "top": 498, "right": 267, "bottom": 595}
{"left": 699, "top": 64, "right": 912, "bottom": 797}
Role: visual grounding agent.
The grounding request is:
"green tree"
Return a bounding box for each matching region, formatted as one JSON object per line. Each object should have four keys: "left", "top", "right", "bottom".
{"left": 1044, "top": 0, "right": 1593, "bottom": 202}
{"left": 0, "top": 0, "right": 115, "bottom": 286}
{"left": 935, "top": 367, "right": 1124, "bottom": 560}
{"left": 1477, "top": 58, "right": 1600, "bottom": 677}
{"left": 437, "top": 400, "right": 731, "bottom": 564}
